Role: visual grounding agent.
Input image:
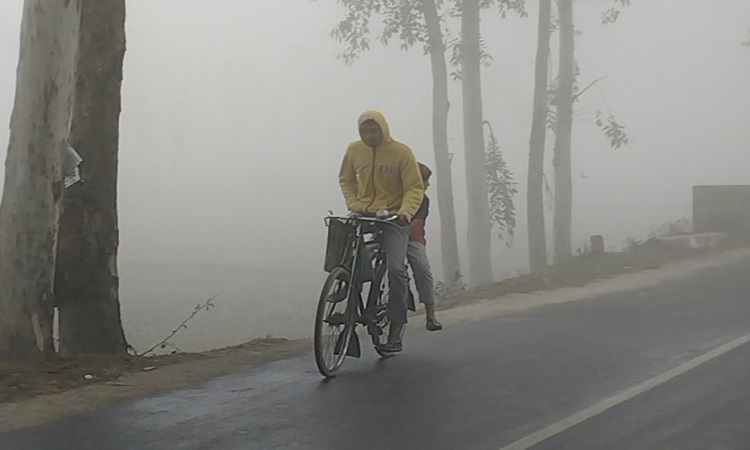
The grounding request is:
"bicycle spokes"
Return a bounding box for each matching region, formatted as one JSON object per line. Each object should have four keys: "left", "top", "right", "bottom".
{"left": 315, "top": 267, "right": 355, "bottom": 376}
{"left": 333, "top": 328, "right": 347, "bottom": 355}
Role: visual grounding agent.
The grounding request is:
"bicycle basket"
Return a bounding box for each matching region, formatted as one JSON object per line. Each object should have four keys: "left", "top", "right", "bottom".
{"left": 323, "top": 218, "right": 373, "bottom": 282}
{"left": 324, "top": 218, "right": 351, "bottom": 272}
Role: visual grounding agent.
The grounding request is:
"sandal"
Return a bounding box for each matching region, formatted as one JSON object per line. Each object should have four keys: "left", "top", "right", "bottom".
{"left": 426, "top": 318, "right": 443, "bottom": 332}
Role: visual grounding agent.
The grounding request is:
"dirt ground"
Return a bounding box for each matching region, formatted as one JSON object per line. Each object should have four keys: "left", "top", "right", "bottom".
{"left": 0, "top": 338, "right": 309, "bottom": 432}
{"left": 2, "top": 243, "right": 749, "bottom": 433}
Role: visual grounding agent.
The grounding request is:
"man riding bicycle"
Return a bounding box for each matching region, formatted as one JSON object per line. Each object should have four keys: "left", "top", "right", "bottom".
{"left": 338, "top": 110, "right": 425, "bottom": 353}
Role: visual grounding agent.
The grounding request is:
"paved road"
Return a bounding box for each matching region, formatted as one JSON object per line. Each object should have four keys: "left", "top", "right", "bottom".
{"left": 4, "top": 258, "right": 750, "bottom": 449}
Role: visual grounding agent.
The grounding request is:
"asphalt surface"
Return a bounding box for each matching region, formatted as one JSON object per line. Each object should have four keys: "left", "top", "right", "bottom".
{"left": 4, "top": 258, "right": 750, "bottom": 449}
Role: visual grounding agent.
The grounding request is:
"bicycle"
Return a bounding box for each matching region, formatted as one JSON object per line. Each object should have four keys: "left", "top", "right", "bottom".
{"left": 314, "top": 212, "right": 413, "bottom": 377}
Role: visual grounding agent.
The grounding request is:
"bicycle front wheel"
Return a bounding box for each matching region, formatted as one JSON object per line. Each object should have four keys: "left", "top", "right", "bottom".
{"left": 314, "top": 266, "right": 356, "bottom": 377}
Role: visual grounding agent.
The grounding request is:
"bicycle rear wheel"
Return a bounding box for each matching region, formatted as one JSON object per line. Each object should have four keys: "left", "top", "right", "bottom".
{"left": 314, "top": 266, "right": 356, "bottom": 377}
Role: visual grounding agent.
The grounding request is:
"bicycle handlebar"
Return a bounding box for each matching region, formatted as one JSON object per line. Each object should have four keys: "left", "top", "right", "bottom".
{"left": 324, "top": 213, "right": 400, "bottom": 227}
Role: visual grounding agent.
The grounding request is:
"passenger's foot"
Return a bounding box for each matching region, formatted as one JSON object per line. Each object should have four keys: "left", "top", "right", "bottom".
{"left": 426, "top": 317, "right": 443, "bottom": 332}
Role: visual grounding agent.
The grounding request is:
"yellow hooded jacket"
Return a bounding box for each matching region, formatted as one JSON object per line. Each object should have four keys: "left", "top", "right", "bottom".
{"left": 339, "top": 110, "right": 425, "bottom": 220}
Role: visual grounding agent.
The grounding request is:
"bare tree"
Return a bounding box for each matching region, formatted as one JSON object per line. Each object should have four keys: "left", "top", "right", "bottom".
{"left": 460, "top": 0, "right": 495, "bottom": 286}
{"left": 527, "top": 0, "right": 552, "bottom": 273}
{"left": 456, "top": 0, "right": 526, "bottom": 286}
{"left": 55, "top": 0, "right": 128, "bottom": 356}
{"left": 551, "top": 0, "right": 630, "bottom": 264}
{"left": 0, "top": 0, "right": 81, "bottom": 360}
{"left": 421, "top": 0, "right": 464, "bottom": 292}
{"left": 552, "top": 0, "right": 575, "bottom": 263}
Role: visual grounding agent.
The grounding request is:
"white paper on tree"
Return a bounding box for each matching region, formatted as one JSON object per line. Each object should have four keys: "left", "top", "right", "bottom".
{"left": 64, "top": 145, "right": 83, "bottom": 188}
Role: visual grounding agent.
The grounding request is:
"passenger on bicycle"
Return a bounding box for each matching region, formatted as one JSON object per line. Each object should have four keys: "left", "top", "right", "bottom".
{"left": 339, "top": 110, "right": 425, "bottom": 353}
{"left": 408, "top": 162, "right": 443, "bottom": 332}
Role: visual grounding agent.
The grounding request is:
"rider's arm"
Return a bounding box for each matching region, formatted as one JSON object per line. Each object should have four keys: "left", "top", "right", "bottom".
{"left": 396, "top": 149, "right": 425, "bottom": 221}
{"left": 338, "top": 147, "right": 364, "bottom": 212}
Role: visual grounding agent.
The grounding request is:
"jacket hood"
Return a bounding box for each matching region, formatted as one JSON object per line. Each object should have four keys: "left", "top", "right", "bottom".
{"left": 357, "top": 110, "right": 392, "bottom": 143}
{"left": 418, "top": 162, "right": 432, "bottom": 181}
{"left": 419, "top": 162, "right": 432, "bottom": 187}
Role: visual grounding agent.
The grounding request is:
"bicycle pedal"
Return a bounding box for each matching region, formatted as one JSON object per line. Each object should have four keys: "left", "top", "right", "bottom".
{"left": 366, "top": 321, "right": 383, "bottom": 335}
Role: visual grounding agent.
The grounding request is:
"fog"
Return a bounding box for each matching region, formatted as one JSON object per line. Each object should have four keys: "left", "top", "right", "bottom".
{"left": 0, "top": 0, "right": 749, "bottom": 351}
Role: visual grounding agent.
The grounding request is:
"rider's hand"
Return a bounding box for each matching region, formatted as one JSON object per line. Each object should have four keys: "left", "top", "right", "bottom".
{"left": 395, "top": 214, "right": 409, "bottom": 226}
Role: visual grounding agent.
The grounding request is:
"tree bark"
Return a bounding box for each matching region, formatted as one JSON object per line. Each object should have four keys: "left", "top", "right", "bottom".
{"left": 527, "top": 0, "right": 552, "bottom": 273}
{"left": 55, "top": 0, "right": 128, "bottom": 356}
{"left": 553, "top": 0, "right": 575, "bottom": 264}
{"left": 461, "top": 0, "right": 493, "bottom": 287}
{"left": 0, "top": 0, "right": 81, "bottom": 360}
{"left": 421, "top": 0, "right": 462, "bottom": 290}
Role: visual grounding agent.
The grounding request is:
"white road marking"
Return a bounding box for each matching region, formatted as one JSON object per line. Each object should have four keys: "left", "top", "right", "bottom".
{"left": 500, "top": 332, "right": 750, "bottom": 449}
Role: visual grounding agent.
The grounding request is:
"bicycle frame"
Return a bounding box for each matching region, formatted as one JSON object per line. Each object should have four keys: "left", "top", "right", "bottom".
{"left": 324, "top": 214, "right": 395, "bottom": 329}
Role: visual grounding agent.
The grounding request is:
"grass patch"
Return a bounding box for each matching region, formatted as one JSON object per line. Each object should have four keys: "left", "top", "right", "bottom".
{"left": 439, "top": 238, "right": 736, "bottom": 308}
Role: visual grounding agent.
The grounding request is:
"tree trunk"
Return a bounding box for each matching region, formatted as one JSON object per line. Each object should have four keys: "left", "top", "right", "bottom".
{"left": 460, "top": 0, "right": 493, "bottom": 287}
{"left": 527, "top": 0, "right": 552, "bottom": 273}
{"left": 553, "top": 0, "right": 575, "bottom": 264}
{"left": 0, "top": 0, "right": 81, "bottom": 360}
{"left": 421, "top": 0, "right": 462, "bottom": 290}
{"left": 55, "top": 0, "right": 128, "bottom": 356}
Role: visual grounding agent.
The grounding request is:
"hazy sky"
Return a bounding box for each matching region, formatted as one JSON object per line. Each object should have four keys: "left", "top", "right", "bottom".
{"left": 0, "top": 0, "right": 749, "bottom": 281}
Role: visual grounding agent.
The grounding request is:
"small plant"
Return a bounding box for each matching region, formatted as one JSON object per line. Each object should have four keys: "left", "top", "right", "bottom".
{"left": 575, "top": 239, "right": 591, "bottom": 256}
{"left": 435, "top": 271, "right": 467, "bottom": 302}
{"left": 595, "top": 110, "right": 629, "bottom": 149}
{"left": 648, "top": 217, "right": 692, "bottom": 239}
{"left": 623, "top": 235, "right": 642, "bottom": 251}
{"left": 138, "top": 295, "right": 217, "bottom": 356}
{"left": 484, "top": 121, "right": 518, "bottom": 246}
